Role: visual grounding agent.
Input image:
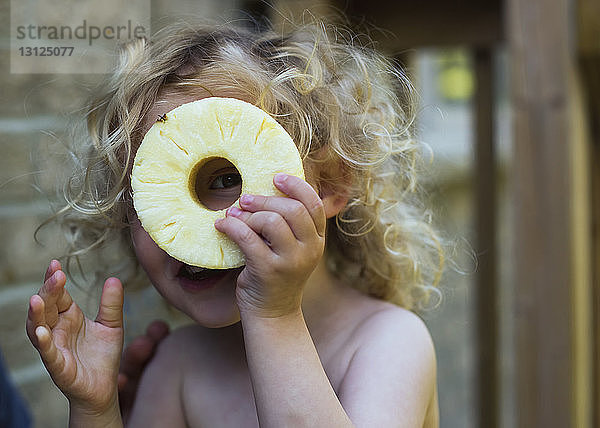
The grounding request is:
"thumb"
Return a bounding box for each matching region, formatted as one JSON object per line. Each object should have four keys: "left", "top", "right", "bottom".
{"left": 96, "top": 277, "right": 124, "bottom": 329}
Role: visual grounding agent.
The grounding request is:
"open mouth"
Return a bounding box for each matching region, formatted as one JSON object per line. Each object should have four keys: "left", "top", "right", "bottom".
{"left": 175, "top": 263, "right": 238, "bottom": 291}
{"left": 177, "top": 264, "right": 224, "bottom": 281}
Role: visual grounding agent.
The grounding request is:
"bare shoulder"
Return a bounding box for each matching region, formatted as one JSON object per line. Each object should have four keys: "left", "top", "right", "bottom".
{"left": 155, "top": 323, "right": 202, "bottom": 352}
{"left": 153, "top": 322, "right": 243, "bottom": 364}
{"left": 126, "top": 326, "right": 194, "bottom": 427}
{"left": 337, "top": 299, "right": 438, "bottom": 427}
{"left": 142, "top": 323, "right": 206, "bottom": 367}
{"left": 128, "top": 323, "right": 244, "bottom": 427}
{"left": 355, "top": 302, "right": 435, "bottom": 357}
{"left": 349, "top": 301, "right": 437, "bottom": 393}
{"left": 335, "top": 289, "right": 436, "bottom": 361}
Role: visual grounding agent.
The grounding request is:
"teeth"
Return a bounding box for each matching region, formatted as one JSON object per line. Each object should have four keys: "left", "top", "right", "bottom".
{"left": 186, "top": 265, "right": 207, "bottom": 273}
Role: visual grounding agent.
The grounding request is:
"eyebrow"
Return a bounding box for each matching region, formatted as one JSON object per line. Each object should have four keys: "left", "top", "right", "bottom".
{"left": 205, "top": 167, "right": 241, "bottom": 184}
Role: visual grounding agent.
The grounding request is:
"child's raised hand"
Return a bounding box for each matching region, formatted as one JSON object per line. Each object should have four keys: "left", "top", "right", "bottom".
{"left": 215, "top": 173, "right": 326, "bottom": 318}
{"left": 26, "top": 260, "right": 124, "bottom": 415}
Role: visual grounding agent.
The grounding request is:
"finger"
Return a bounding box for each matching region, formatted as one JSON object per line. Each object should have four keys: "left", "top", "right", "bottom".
{"left": 43, "top": 268, "right": 73, "bottom": 313}
{"left": 117, "top": 373, "right": 129, "bottom": 392}
{"left": 39, "top": 269, "right": 62, "bottom": 302}
{"left": 227, "top": 209, "right": 295, "bottom": 255}
{"left": 56, "top": 286, "right": 73, "bottom": 313}
{"left": 118, "top": 373, "right": 128, "bottom": 391}
{"left": 44, "top": 259, "right": 62, "bottom": 282}
{"left": 38, "top": 270, "right": 67, "bottom": 327}
{"left": 119, "top": 320, "right": 168, "bottom": 383}
{"left": 35, "top": 325, "right": 65, "bottom": 376}
{"left": 274, "top": 174, "right": 327, "bottom": 237}
{"left": 214, "top": 216, "right": 271, "bottom": 261}
{"left": 241, "top": 174, "right": 326, "bottom": 238}
{"left": 146, "top": 320, "right": 169, "bottom": 342}
{"left": 95, "top": 278, "right": 124, "bottom": 329}
{"left": 234, "top": 195, "right": 318, "bottom": 242}
{"left": 26, "top": 294, "right": 46, "bottom": 345}
{"left": 120, "top": 336, "right": 154, "bottom": 380}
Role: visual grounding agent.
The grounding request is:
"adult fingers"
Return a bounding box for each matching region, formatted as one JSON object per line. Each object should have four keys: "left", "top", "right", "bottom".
{"left": 119, "top": 336, "right": 154, "bottom": 387}
{"left": 146, "top": 320, "right": 169, "bottom": 342}
{"left": 119, "top": 320, "right": 168, "bottom": 384}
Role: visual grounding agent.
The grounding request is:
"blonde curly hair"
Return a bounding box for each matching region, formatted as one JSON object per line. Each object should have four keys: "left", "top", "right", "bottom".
{"left": 41, "top": 19, "right": 444, "bottom": 310}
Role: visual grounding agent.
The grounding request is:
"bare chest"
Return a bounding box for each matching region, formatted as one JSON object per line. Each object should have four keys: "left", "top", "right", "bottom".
{"left": 180, "top": 329, "right": 355, "bottom": 427}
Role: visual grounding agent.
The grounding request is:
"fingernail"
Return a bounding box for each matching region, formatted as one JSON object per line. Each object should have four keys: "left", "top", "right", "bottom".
{"left": 227, "top": 206, "right": 242, "bottom": 217}
{"left": 240, "top": 194, "right": 254, "bottom": 205}
{"left": 49, "top": 271, "right": 58, "bottom": 286}
{"left": 274, "top": 173, "right": 288, "bottom": 185}
{"left": 35, "top": 325, "right": 48, "bottom": 341}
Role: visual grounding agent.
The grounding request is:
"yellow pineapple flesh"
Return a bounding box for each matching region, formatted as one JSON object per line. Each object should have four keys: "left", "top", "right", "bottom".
{"left": 131, "top": 97, "right": 305, "bottom": 268}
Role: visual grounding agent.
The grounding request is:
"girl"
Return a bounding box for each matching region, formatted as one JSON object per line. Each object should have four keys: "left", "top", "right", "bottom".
{"left": 26, "top": 19, "right": 444, "bottom": 427}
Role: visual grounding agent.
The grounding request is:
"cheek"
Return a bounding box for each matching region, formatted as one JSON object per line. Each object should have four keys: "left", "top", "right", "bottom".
{"left": 130, "top": 219, "right": 166, "bottom": 269}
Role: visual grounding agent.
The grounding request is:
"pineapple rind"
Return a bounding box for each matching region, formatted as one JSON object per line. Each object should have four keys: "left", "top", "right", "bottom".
{"left": 131, "top": 97, "right": 305, "bottom": 269}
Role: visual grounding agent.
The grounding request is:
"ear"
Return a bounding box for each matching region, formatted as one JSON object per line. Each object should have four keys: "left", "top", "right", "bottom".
{"left": 317, "top": 175, "right": 350, "bottom": 219}
{"left": 307, "top": 148, "right": 351, "bottom": 219}
{"left": 322, "top": 190, "right": 348, "bottom": 219}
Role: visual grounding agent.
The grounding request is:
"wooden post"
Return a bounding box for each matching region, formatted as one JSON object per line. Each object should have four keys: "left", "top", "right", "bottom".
{"left": 473, "top": 47, "right": 498, "bottom": 428}
{"left": 592, "top": 135, "right": 600, "bottom": 428}
{"left": 577, "top": 0, "right": 600, "bottom": 425}
{"left": 507, "top": 0, "right": 592, "bottom": 426}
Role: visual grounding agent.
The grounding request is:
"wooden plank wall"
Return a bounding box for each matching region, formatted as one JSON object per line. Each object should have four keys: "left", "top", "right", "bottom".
{"left": 266, "top": 0, "right": 598, "bottom": 426}
{"left": 507, "top": 0, "right": 593, "bottom": 426}
{"left": 473, "top": 47, "right": 498, "bottom": 428}
{"left": 577, "top": 0, "right": 600, "bottom": 425}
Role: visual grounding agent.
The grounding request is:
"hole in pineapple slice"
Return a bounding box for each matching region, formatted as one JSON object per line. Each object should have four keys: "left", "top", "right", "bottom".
{"left": 189, "top": 157, "right": 242, "bottom": 211}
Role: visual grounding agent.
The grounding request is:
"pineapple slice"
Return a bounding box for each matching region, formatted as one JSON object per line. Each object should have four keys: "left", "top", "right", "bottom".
{"left": 131, "top": 97, "right": 305, "bottom": 269}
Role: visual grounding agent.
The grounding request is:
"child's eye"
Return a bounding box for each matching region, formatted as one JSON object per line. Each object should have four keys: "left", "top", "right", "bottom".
{"left": 209, "top": 173, "right": 242, "bottom": 189}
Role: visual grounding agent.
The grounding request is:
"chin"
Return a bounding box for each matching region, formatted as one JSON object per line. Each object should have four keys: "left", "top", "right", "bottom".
{"left": 201, "top": 318, "right": 241, "bottom": 329}
{"left": 159, "top": 266, "right": 243, "bottom": 328}
{"left": 181, "top": 299, "right": 241, "bottom": 329}
{"left": 195, "top": 311, "right": 241, "bottom": 329}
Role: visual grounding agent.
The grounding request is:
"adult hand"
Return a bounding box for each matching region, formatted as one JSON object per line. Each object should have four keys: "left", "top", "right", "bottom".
{"left": 118, "top": 320, "right": 169, "bottom": 423}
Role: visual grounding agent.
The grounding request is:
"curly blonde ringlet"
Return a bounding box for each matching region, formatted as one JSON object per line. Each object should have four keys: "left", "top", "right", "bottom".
{"left": 40, "top": 18, "right": 445, "bottom": 310}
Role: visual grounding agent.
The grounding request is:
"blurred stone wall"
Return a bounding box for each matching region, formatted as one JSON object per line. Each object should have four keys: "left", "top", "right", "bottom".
{"left": 0, "top": 1, "right": 239, "bottom": 426}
